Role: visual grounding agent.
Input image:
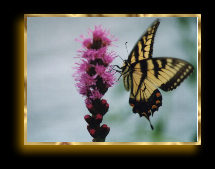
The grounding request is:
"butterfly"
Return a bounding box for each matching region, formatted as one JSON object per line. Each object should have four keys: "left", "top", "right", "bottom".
{"left": 115, "top": 19, "right": 194, "bottom": 130}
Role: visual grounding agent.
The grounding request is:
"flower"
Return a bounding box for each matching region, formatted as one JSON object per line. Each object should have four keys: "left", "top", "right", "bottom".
{"left": 73, "top": 25, "right": 117, "bottom": 142}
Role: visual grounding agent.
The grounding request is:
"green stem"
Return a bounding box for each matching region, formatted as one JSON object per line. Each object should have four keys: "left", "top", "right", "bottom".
{"left": 93, "top": 137, "right": 105, "bottom": 142}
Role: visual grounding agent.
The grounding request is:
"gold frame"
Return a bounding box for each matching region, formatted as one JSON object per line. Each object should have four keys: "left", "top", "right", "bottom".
{"left": 20, "top": 14, "right": 201, "bottom": 155}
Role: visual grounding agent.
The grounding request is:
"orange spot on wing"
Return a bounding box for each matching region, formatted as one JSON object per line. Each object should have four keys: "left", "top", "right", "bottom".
{"left": 152, "top": 105, "right": 157, "bottom": 109}
{"left": 156, "top": 92, "right": 161, "bottom": 97}
{"left": 130, "top": 103, "right": 134, "bottom": 107}
{"left": 156, "top": 100, "right": 160, "bottom": 104}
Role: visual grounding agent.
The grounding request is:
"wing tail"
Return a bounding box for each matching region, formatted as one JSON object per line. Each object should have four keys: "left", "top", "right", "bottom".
{"left": 129, "top": 89, "right": 162, "bottom": 129}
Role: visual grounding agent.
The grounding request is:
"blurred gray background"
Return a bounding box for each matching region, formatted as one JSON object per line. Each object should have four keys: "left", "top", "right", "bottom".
{"left": 27, "top": 17, "right": 197, "bottom": 142}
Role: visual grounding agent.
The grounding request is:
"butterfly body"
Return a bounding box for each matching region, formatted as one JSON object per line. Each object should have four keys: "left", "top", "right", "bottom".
{"left": 120, "top": 19, "right": 194, "bottom": 129}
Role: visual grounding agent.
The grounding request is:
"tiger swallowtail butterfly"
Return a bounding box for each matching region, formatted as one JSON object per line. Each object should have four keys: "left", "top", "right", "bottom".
{"left": 117, "top": 19, "right": 194, "bottom": 129}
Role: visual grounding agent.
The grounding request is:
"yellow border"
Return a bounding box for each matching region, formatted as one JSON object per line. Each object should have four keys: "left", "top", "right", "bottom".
{"left": 20, "top": 14, "right": 201, "bottom": 154}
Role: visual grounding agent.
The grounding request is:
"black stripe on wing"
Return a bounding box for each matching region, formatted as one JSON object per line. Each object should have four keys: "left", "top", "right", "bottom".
{"left": 127, "top": 19, "right": 160, "bottom": 64}
{"left": 129, "top": 89, "right": 162, "bottom": 129}
{"left": 159, "top": 61, "right": 194, "bottom": 91}
{"left": 134, "top": 61, "right": 147, "bottom": 98}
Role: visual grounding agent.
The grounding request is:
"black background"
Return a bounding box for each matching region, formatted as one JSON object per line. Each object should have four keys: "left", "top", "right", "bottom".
{"left": 5, "top": 2, "right": 211, "bottom": 162}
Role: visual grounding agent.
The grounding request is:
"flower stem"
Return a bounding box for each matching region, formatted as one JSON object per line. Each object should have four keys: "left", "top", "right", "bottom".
{"left": 93, "top": 138, "right": 105, "bottom": 142}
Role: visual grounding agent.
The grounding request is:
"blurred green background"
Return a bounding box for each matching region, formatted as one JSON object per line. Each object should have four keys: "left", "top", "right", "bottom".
{"left": 27, "top": 17, "right": 197, "bottom": 142}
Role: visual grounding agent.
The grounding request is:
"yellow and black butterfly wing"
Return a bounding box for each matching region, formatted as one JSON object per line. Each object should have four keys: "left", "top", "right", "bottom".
{"left": 122, "top": 65, "right": 131, "bottom": 91}
{"left": 127, "top": 63, "right": 163, "bottom": 118}
{"left": 127, "top": 69, "right": 162, "bottom": 129}
{"left": 129, "top": 57, "right": 194, "bottom": 100}
{"left": 125, "top": 57, "right": 193, "bottom": 128}
{"left": 143, "top": 57, "right": 194, "bottom": 91}
{"left": 127, "top": 19, "right": 160, "bottom": 64}
{"left": 123, "top": 73, "right": 131, "bottom": 91}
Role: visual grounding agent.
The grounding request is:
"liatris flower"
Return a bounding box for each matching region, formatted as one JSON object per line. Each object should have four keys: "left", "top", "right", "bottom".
{"left": 74, "top": 25, "right": 117, "bottom": 142}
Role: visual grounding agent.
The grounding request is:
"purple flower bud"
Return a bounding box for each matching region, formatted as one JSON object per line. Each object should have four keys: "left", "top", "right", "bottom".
{"left": 84, "top": 115, "right": 92, "bottom": 124}
{"left": 99, "top": 124, "right": 110, "bottom": 138}
{"left": 86, "top": 103, "right": 93, "bottom": 111}
{"left": 101, "top": 99, "right": 107, "bottom": 105}
{"left": 95, "top": 113, "right": 103, "bottom": 123}
{"left": 89, "top": 129, "right": 96, "bottom": 137}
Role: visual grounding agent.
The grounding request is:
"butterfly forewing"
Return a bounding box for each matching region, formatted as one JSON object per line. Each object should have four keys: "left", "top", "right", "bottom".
{"left": 127, "top": 19, "right": 160, "bottom": 64}
{"left": 146, "top": 58, "right": 194, "bottom": 91}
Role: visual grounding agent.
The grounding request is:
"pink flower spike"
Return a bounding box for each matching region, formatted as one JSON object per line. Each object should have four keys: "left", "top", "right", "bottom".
{"left": 73, "top": 25, "right": 117, "bottom": 142}
{"left": 95, "top": 65, "right": 105, "bottom": 76}
{"left": 90, "top": 89, "right": 103, "bottom": 100}
{"left": 83, "top": 38, "right": 92, "bottom": 49}
{"left": 80, "top": 34, "right": 85, "bottom": 39}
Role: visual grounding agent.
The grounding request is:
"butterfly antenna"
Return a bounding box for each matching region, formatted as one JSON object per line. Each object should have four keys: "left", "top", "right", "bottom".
{"left": 125, "top": 42, "right": 129, "bottom": 55}
{"left": 116, "top": 55, "right": 124, "bottom": 62}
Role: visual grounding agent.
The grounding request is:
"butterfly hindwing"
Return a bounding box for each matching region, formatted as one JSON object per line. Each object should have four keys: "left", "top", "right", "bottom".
{"left": 124, "top": 65, "right": 162, "bottom": 128}
{"left": 127, "top": 19, "right": 160, "bottom": 64}
{"left": 129, "top": 89, "right": 162, "bottom": 117}
{"left": 123, "top": 73, "right": 131, "bottom": 91}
